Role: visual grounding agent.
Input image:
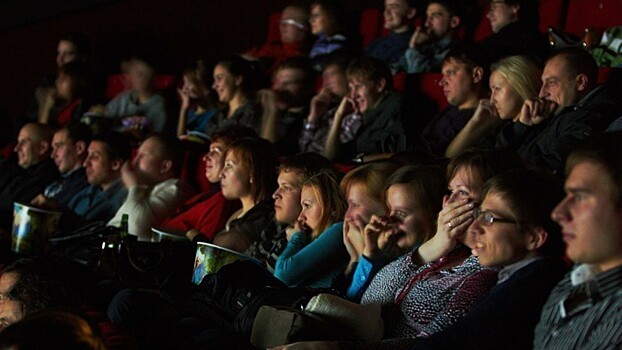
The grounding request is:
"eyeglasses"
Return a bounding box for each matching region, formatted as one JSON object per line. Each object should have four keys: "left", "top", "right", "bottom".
{"left": 473, "top": 207, "right": 518, "bottom": 226}
{"left": 280, "top": 18, "right": 306, "bottom": 30}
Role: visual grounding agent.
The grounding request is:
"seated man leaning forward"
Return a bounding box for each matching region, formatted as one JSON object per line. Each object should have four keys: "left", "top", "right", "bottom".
{"left": 534, "top": 132, "right": 622, "bottom": 349}
{"left": 61, "top": 131, "right": 131, "bottom": 231}
{"left": 108, "top": 134, "right": 194, "bottom": 241}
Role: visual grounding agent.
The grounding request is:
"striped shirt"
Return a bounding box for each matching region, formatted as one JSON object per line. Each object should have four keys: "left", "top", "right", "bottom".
{"left": 534, "top": 264, "right": 622, "bottom": 349}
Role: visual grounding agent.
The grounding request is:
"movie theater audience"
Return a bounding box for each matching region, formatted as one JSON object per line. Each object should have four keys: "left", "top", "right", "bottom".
{"left": 445, "top": 55, "right": 541, "bottom": 157}
{"left": 7, "top": 2, "right": 622, "bottom": 348}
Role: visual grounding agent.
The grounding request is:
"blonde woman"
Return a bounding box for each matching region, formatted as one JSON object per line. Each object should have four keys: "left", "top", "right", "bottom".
{"left": 445, "top": 55, "right": 541, "bottom": 158}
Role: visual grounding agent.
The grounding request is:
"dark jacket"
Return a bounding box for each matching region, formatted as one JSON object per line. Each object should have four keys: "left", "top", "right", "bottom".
{"left": 339, "top": 92, "right": 406, "bottom": 160}
{"left": 497, "top": 85, "right": 622, "bottom": 174}
{"left": 0, "top": 158, "right": 60, "bottom": 230}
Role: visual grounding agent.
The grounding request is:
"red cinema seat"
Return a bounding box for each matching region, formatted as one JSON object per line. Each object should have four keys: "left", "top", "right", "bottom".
{"left": 360, "top": 8, "right": 384, "bottom": 47}
{"left": 564, "top": 0, "right": 622, "bottom": 37}
{"left": 418, "top": 72, "right": 448, "bottom": 111}
{"left": 267, "top": 11, "right": 282, "bottom": 44}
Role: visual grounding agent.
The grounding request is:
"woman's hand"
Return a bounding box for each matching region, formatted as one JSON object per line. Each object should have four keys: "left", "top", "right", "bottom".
{"left": 472, "top": 99, "right": 500, "bottom": 124}
{"left": 177, "top": 87, "right": 191, "bottom": 110}
{"left": 362, "top": 215, "right": 398, "bottom": 260}
{"left": 416, "top": 198, "right": 474, "bottom": 263}
{"left": 343, "top": 219, "right": 365, "bottom": 263}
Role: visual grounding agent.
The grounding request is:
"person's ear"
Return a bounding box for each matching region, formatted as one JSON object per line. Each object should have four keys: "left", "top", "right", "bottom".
{"left": 39, "top": 140, "right": 51, "bottom": 156}
{"left": 510, "top": 4, "right": 520, "bottom": 17}
{"left": 526, "top": 226, "right": 548, "bottom": 251}
{"left": 450, "top": 16, "right": 461, "bottom": 29}
{"left": 472, "top": 66, "right": 484, "bottom": 84}
{"left": 161, "top": 159, "right": 172, "bottom": 174}
{"left": 234, "top": 75, "right": 243, "bottom": 88}
{"left": 406, "top": 7, "right": 417, "bottom": 20}
{"left": 376, "top": 78, "right": 387, "bottom": 93}
{"left": 576, "top": 74, "right": 589, "bottom": 92}
{"left": 75, "top": 141, "right": 86, "bottom": 157}
{"left": 111, "top": 159, "right": 123, "bottom": 172}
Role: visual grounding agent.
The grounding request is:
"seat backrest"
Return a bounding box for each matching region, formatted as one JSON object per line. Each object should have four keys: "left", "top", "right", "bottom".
{"left": 418, "top": 72, "right": 448, "bottom": 111}
{"left": 564, "top": 0, "right": 622, "bottom": 37}
{"left": 267, "top": 11, "right": 282, "bottom": 44}
{"left": 360, "top": 8, "right": 383, "bottom": 47}
{"left": 538, "top": 0, "right": 564, "bottom": 32}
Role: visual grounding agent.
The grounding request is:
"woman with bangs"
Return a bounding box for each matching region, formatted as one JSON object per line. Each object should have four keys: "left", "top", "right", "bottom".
{"left": 274, "top": 169, "right": 349, "bottom": 288}
{"left": 212, "top": 137, "right": 278, "bottom": 259}
{"left": 445, "top": 55, "right": 542, "bottom": 158}
{"left": 345, "top": 164, "right": 444, "bottom": 302}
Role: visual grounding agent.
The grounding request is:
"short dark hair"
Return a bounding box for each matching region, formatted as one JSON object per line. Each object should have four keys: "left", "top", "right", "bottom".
{"left": 217, "top": 56, "right": 262, "bottom": 95}
{"left": 566, "top": 131, "right": 622, "bottom": 207}
{"left": 210, "top": 126, "right": 258, "bottom": 149}
{"left": 63, "top": 123, "right": 93, "bottom": 146}
{"left": 3, "top": 259, "right": 75, "bottom": 317}
{"left": 277, "top": 56, "right": 316, "bottom": 88}
{"left": 278, "top": 152, "right": 333, "bottom": 187}
{"left": 322, "top": 50, "right": 355, "bottom": 72}
{"left": 59, "top": 31, "right": 91, "bottom": 59}
{"left": 346, "top": 56, "right": 393, "bottom": 91}
{"left": 482, "top": 168, "right": 566, "bottom": 258}
{"left": 429, "top": 0, "right": 463, "bottom": 18}
{"left": 91, "top": 131, "right": 131, "bottom": 162}
{"left": 146, "top": 133, "right": 185, "bottom": 176}
{"left": 548, "top": 47, "right": 599, "bottom": 89}
{"left": 443, "top": 42, "right": 489, "bottom": 73}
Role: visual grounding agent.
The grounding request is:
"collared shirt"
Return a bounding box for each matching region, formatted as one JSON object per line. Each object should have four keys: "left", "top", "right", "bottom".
{"left": 496, "top": 256, "right": 541, "bottom": 285}
{"left": 534, "top": 263, "right": 622, "bottom": 349}
{"left": 44, "top": 167, "right": 89, "bottom": 205}
{"left": 67, "top": 179, "right": 127, "bottom": 224}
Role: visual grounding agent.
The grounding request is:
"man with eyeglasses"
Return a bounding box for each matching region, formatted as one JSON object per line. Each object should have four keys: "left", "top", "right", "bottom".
{"left": 497, "top": 47, "right": 622, "bottom": 175}
{"left": 245, "top": 4, "right": 310, "bottom": 74}
{"left": 534, "top": 132, "right": 622, "bottom": 349}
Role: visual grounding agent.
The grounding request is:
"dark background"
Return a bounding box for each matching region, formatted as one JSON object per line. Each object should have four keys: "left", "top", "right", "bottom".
{"left": 0, "top": 0, "right": 381, "bottom": 119}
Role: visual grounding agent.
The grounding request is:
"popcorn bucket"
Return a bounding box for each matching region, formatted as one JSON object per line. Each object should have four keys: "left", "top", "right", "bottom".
{"left": 12, "top": 202, "right": 61, "bottom": 254}
{"left": 191, "top": 242, "right": 258, "bottom": 285}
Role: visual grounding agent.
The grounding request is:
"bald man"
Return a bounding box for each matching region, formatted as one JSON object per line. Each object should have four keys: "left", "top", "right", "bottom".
{"left": 0, "top": 123, "right": 60, "bottom": 230}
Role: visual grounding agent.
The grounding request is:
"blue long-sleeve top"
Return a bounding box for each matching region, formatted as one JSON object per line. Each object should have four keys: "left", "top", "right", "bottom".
{"left": 345, "top": 253, "right": 392, "bottom": 302}
{"left": 274, "top": 222, "right": 348, "bottom": 288}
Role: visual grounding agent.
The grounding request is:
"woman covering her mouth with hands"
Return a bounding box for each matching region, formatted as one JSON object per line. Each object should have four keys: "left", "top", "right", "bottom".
{"left": 359, "top": 148, "right": 525, "bottom": 340}
{"left": 274, "top": 169, "right": 349, "bottom": 288}
{"left": 344, "top": 164, "right": 444, "bottom": 302}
